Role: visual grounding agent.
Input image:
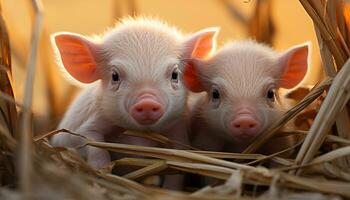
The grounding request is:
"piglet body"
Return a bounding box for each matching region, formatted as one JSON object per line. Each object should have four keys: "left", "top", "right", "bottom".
{"left": 50, "top": 17, "right": 218, "bottom": 188}
{"left": 185, "top": 41, "right": 309, "bottom": 154}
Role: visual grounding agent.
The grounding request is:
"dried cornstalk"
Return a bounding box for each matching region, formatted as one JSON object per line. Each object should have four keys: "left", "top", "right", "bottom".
{"left": 295, "top": 58, "right": 350, "bottom": 174}
{"left": 0, "top": 1, "right": 17, "bottom": 138}
{"left": 18, "top": 0, "right": 43, "bottom": 197}
{"left": 311, "top": 0, "right": 350, "bottom": 168}
{"left": 248, "top": 0, "right": 275, "bottom": 45}
{"left": 0, "top": 0, "right": 17, "bottom": 187}
{"left": 300, "top": 0, "right": 347, "bottom": 68}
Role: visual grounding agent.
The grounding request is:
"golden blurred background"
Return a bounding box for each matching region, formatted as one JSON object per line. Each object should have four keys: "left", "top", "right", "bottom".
{"left": 1, "top": 0, "right": 323, "bottom": 132}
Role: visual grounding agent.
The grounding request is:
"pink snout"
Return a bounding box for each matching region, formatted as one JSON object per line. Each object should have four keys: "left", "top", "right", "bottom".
{"left": 230, "top": 115, "right": 261, "bottom": 139}
{"left": 130, "top": 95, "right": 164, "bottom": 125}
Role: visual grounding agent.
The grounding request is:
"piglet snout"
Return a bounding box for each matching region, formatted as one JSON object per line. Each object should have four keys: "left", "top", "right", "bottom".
{"left": 230, "top": 115, "right": 261, "bottom": 139}
{"left": 131, "top": 94, "right": 164, "bottom": 125}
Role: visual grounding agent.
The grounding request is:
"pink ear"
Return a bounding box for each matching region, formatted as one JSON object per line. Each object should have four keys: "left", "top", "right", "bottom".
{"left": 182, "top": 28, "right": 219, "bottom": 92}
{"left": 183, "top": 27, "right": 219, "bottom": 59}
{"left": 277, "top": 43, "right": 309, "bottom": 89}
{"left": 52, "top": 33, "right": 100, "bottom": 83}
{"left": 183, "top": 59, "right": 206, "bottom": 92}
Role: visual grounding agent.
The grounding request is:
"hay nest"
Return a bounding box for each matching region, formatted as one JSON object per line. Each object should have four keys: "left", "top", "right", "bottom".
{"left": 1, "top": 0, "right": 350, "bottom": 199}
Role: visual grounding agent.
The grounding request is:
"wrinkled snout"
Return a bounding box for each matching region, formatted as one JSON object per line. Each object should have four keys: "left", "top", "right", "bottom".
{"left": 230, "top": 111, "right": 261, "bottom": 139}
{"left": 130, "top": 94, "right": 164, "bottom": 125}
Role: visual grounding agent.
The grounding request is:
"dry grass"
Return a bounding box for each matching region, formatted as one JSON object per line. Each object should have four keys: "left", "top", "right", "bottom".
{"left": 1, "top": 0, "right": 350, "bottom": 199}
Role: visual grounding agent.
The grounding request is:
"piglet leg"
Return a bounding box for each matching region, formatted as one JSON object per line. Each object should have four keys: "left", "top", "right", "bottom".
{"left": 85, "top": 132, "right": 111, "bottom": 169}
{"left": 77, "top": 115, "right": 116, "bottom": 169}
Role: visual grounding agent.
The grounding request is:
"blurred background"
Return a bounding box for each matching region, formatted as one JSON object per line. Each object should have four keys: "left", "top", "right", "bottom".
{"left": 1, "top": 0, "right": 323, "bottom": 133}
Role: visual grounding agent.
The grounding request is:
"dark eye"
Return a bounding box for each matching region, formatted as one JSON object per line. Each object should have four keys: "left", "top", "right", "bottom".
{"left": 210, "top": 86, "right": 221, "bottom": 107}
{"left": 112, "top": 71, "right": 119, "bottom": 82}
{"left": 172, "top": 71, "right": 178, "bottom": 80}
{"left": 171, "top": 68, "right": 179, "bottom": 83}
{"left": 170, "top": 66, "right": 180, "bottom": 90}
{"left": 267, "top": 89, "right": 275, "bottom": 101}
{"left": 212, "top": 88, "right": 220, "bottom": 100}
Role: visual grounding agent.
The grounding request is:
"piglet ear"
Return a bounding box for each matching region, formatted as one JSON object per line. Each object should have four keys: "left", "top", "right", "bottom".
{"left": 51, "top": 33, "right": 100, "bottom": 83}
{"left": 277, "top": 43, "right": 310, "bottom": 89}
{"left": 183, "top": 27, "right": 220, "bottom": 59}
{"left": 182, "top": 28, "right": 219, "bottom": 92}
{"left": 183, "top": 59, "right": 206, "bottom": 92}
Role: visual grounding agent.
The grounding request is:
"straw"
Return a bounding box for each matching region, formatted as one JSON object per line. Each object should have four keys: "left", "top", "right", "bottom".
{"left": 18, "top": 0, "right": 43, "bottom": 198}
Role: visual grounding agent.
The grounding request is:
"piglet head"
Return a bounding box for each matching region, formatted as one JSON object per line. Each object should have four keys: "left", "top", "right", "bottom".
{"left": 52, "top": 18, "right": 219, "bottom": 132}
{"left": 184, "top": 41, "right": 309, "bottom": 143}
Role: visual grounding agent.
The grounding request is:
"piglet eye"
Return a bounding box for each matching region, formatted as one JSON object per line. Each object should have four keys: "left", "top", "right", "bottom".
{"left": 112, "top": 71, "right": 119, "bottom": 82}
{"left": 210, "top": 86, "right": 221, "bottom": 107}
{"left": 170, "top": 66, "right": 180, "bottom": 89}
{"left": 172, "top": 71, "right": 178, "bottom": 80}
{"left": 110, "top": 70, "right": 121, "bottom": 90}
{"left": 171, "top": 67, "right": 179, "bottom": 83}
{"left": 211, "top": 86, "right": 220, "bottom": 101}
{"left": 267, "top": 89, "right": 275, "bottom": 101}
{"left": 212, "top": 89, "right": 220, "bottom": 100}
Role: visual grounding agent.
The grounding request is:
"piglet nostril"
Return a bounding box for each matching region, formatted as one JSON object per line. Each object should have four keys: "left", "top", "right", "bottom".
{"left": 230, "top": 116, "right": 261, "bottom": 138}
{"left": 233, "top": 118, "right": 257, "bottom": 129}
{"left": 131, "top": 98, "right": 164, "bottom": 125}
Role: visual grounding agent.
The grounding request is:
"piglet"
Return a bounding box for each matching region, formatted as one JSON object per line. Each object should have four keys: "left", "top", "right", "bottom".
{"left": 50, "top": 17, "right": 218, "bottom": 174}
{"left": 184, "top": 41, "right": 309, "bottom": 154}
